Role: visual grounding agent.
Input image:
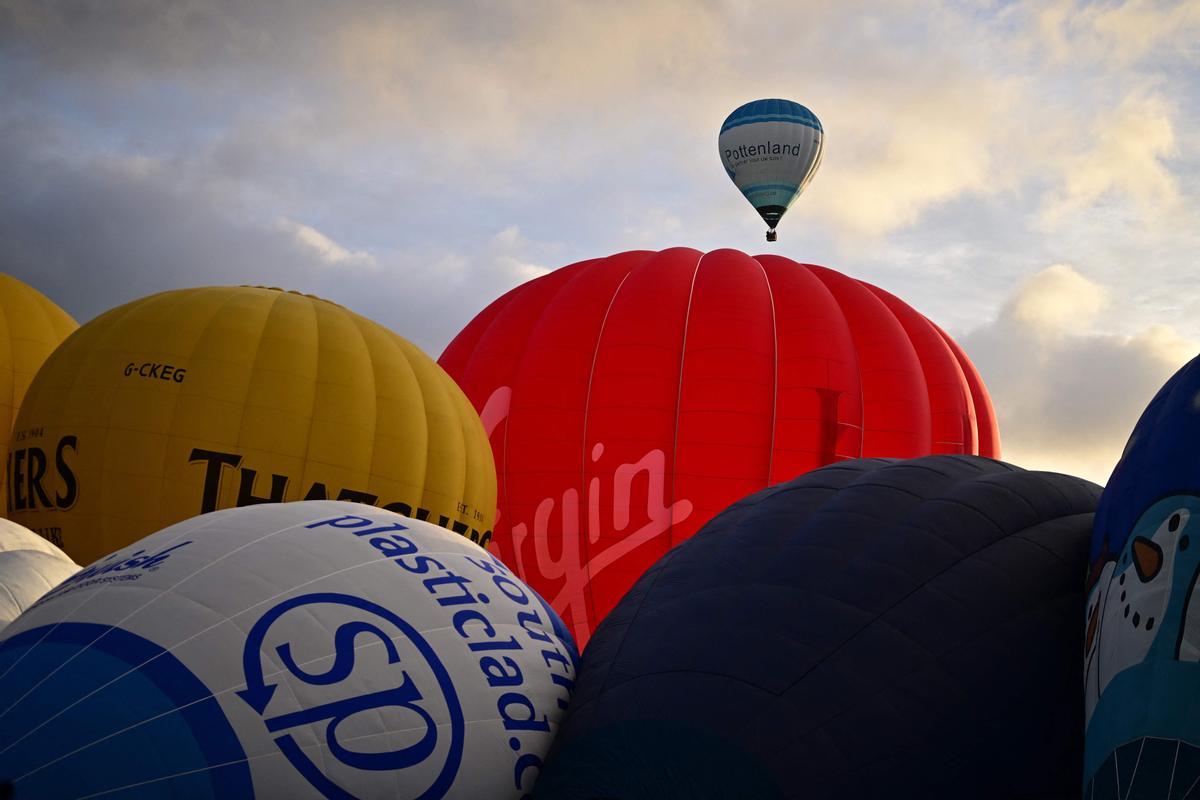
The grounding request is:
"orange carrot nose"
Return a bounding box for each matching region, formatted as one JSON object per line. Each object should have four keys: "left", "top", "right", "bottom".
{"left": 1132, "top": 537, "right": 1164, "bottom": 582}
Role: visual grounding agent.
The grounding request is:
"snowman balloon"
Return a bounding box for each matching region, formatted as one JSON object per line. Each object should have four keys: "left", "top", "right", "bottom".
{"left": 1085, "top": 357, "right": 1200, "bottom": 797}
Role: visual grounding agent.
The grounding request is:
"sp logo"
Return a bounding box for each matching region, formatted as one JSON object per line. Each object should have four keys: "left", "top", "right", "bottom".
{"left": 238, "top": 593, "right": 465, "bottom": 799}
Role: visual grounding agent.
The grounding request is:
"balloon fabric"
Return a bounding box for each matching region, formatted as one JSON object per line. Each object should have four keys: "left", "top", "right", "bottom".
{"left": 9, "top": 286, "right": 496, "bottom": 565}
{"left": 718, "top": 98, "right": 823, "bottom": 239}
{"left": 0, "top": 517, "right": 80, "bottom": 633}
{"left": 0, "top": 551, "right": 78, "bottom": 630}
{"left": 534, "top": 455, "right": 1099, "bottom": 800}
{"left": 440, "top": 248, "right": 1000, "bottom": 645}
{"left": 0, "top": 274, "right": 77, "bottom": 513}
{"left": 1084, "top": 354, "right": 1200, "bottom": 797}
{"left": 0, "top": 501, "right": 575, "bottom": 799}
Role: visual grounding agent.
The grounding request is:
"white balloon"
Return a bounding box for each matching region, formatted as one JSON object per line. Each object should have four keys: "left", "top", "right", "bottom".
{"left": 0, "top": 517, "right": 72, "bottom": 560}
{"left": 0, "top": 501, "right": 577, "bottom": 799}
{"left": 0, "top": 550, "right": 79, "bottom": 630}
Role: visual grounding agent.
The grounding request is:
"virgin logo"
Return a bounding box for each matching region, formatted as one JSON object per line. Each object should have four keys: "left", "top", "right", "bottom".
{"left": 481, "top": 387, "right": 694, "bottom": 642}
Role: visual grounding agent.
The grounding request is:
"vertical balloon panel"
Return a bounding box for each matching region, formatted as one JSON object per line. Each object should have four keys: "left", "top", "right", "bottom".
{"left": 530, "top": 250, "right": 696, "bottom": 638}
{"left": 756, "top": 256, "right": 862, "bottom": 481}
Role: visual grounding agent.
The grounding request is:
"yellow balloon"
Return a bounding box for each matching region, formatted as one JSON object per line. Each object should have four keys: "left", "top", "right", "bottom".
{"left": 0, "top": 274, "right": 78, "bottom": 514}
{"left": 9, "top": 286, "right": 496, "bottom": 565}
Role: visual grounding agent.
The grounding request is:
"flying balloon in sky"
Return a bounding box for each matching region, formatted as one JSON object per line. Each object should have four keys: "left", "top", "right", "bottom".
{"left": 719, "top": 99, "right": 823, "bottom": 242}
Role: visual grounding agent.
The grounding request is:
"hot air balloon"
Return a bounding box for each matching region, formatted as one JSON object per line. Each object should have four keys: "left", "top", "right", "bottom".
{"left": 0, "top": 274, "right": 78, "bottom": 513}
{"left": 440, "top": 248, "right": 1000, "bottom": 645}
{"left": 719, "top": 98, "right": 823, "bottom": 242}
{"left": 0, "top": 501, "right": 576, "bottom": 799}
{"left": 9, "top": 286, "right": 496, "bottom": 565}
{"left": 0, "top": 517, "right": 71, "bottom": 560}
{"left": 534, "top": 456, "right": 1100, "bottom": 800}
{"left": 0, "top": 518, "right": 78, "bottom": 630}
{"left": 0, "top": 551, "right": 77, "bottom": 630}
{"left": 1083, "top": 354, "right": 1200, "bottom": 798}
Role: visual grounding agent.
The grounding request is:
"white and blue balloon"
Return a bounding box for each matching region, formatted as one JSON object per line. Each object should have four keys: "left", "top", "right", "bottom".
{"left": 718, "top": 98, "right": 823, "bottom": 242}
{"left": 0, "top": 501, "right": 577, "bottom": 799}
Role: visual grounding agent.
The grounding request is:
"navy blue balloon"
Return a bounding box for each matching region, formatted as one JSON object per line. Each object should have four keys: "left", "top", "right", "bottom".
{"left": 535, "top": 456, "right": 1100, "bottom": 800}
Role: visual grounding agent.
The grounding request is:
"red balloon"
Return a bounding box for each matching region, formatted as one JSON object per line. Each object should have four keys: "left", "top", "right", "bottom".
{"left": 440, "top": 248, "right": 999, "bottom": 644}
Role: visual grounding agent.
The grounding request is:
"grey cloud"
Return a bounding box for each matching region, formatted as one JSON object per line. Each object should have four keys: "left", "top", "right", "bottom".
{"left": 960, "top": 265, "right": 1195, "bottom": 484}
{"left": 3, "top": 0, "right": 1200, "bottom": 367}
{"left": 0, "top": 119, "right": 325, "bottom": 319}
{"left": 0, "top": 117, "right": 557, "bottom": 357}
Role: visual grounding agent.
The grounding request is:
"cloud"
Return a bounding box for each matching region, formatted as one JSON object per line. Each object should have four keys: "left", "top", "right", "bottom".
{"left": 2, "top": 0, "right": 1200, "bottom": 370}
{"left": 1026, "top": 0, "right": 1200, "bottom": 66}
{"left": 961, "top": 263, "right": 1197, "bottom": 485}
{"left": 1039, "top": 90, "right": 1179, "bottom": 225}
{"left": 0, "top": 113, "right": 576, "bottom": 359}
{"left": 0, "top": 120, "right": 327, "bottom": 320}
{"left": 1007, "top": 262, "right": 1108, "bottom": 330}
{"left": 3, "top": 0, "right": 1196, "bottom": 245}
{"left": 811, "top": 71, "right": 1024, "bottom": 237}
{"left": 277, "top": 218, "right": 377, "bottom": 269}
{"left": 489, "top": 226, "right": 552, "bottom": 282}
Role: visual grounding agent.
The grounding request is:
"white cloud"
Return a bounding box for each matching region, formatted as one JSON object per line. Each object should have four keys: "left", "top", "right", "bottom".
{"left": 4, "top": 0, "right": 1200, "bottom": 377}
{"left": 5, "top": 0, "right": 1196, "bottom": 245}
{"left": 1006, "top": 262, "right": 1108, "bottom": 330}
{"left": 277, "top": 217, "right": 377, "bottom": 269}
{"left": 961, "top": 263, "right": 1197, "bottom": 485}
{"left": 489, "top": 226, "right": 553, "bottom": 281}
{"left": 1039, "top": 91, "right": 1179, "bottom": 225}
{"left": 1026, "top": 0, "right": 1200, "bottom": 65}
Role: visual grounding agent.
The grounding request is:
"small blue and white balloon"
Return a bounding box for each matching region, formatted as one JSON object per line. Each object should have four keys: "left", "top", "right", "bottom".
{"left": 0, "top": 501, "right": 577, "bottom": 799}
{"left": 718, "top": 98, "right": 823, "bottom": 239}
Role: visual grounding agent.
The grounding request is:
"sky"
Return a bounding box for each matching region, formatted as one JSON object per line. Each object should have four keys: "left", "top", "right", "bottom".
{"left": 2, "top": 0, "right": 1198, "bottom": 486}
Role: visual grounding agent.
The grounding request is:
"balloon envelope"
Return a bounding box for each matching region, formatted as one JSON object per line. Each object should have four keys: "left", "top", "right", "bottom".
{"left": 0, "top": 518, "right": 78, "bottom": 631}
{"left": 440, "top": 248, "right": 1000, "bottom": 644}
{"left": 534, "top": 456, "right": 1099, "bottom": 799}
{"left": 0, "top": 501, "right": 576, "bottom": 799}
{"left": 0, "top": 550, "right": 77, "bottom": 630}
{"left": 0, "top": 517, "right": 70, "bottom": 560}
{"left": 718, "top": 99, "right": 823, "bottom": 233}
{"left": 9, "top": 286, "right": 496, "bottom": 564}
{"left": 0, "top": 274, "right": 77, "bottom": 513}
{"left": 1084, "top": 354, "right": 1200, "bottom": 797}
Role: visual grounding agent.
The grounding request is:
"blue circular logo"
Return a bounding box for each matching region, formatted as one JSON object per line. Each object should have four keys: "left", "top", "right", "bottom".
{"left": 238, "top": 592, "right": 466, "bottom": 800}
